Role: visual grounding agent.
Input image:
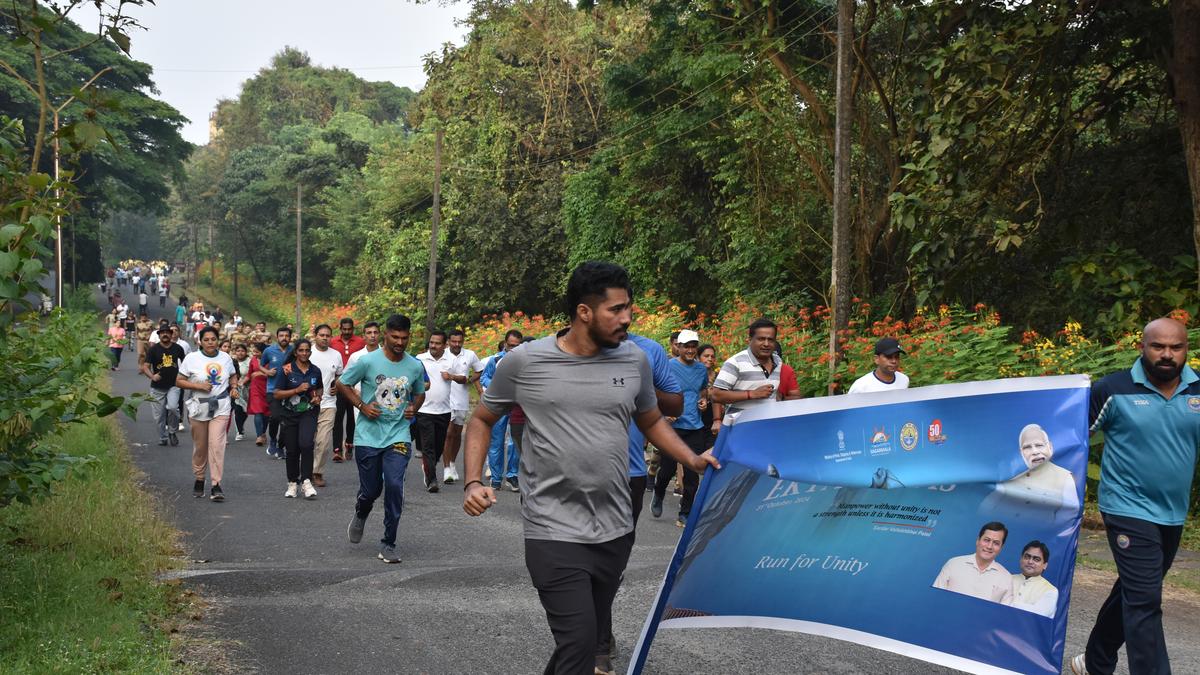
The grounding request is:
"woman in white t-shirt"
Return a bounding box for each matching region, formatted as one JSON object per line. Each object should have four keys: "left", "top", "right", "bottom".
{"left": 177, "top": 325, "right": 238, "bottom": 502}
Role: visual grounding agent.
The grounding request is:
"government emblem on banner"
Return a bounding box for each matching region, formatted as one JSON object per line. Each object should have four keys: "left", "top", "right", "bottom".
{"left": 899, "top": 422, "right": 919, "bottom": 451}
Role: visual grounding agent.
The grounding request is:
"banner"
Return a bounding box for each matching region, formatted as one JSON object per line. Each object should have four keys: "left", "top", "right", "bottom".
{"left": 631, "top": 375, "right": 1090, "bottom": 675}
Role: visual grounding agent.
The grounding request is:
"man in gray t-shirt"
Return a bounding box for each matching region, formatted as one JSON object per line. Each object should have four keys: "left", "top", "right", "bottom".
{"left": 479, "top": 334, "right": 656, "bottom": 542}
{"left": 462, "top": 262, "right": 720, "bottom": 675}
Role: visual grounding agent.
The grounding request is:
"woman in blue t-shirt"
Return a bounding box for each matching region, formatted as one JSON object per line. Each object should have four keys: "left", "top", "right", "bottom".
{"left": 273, "top": 339, "right": 323, "bottom": 500}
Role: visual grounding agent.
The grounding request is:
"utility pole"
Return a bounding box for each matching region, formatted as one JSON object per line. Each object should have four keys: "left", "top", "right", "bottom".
{"left": 426, "top": 128, "right": 444, "bottom": 335}
{"left": 232, "top": 237, "right": 239, "bottom": 304}
{"left": 828, "top": 0, "right": 854, "bottom": 394}
{"left": 295, "top": 185, "right": 303, "bottom": 329}
{"left": 50, "top": 67, "right": 110, "bottom": 307}
{"left": 208, "top": 220, "right": 214, "bottom": 287}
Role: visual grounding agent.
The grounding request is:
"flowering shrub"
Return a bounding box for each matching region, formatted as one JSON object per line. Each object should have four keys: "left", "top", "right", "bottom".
{"left": 455, "top": 294, "right": 1182, "bottom": 397}
{"left": 192, "top": 263, "right": 1189, "bottom": 394}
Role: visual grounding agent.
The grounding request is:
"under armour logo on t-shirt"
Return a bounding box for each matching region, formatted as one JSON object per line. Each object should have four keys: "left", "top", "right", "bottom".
{"left": 612, "top": 377, "right": 625, "bottom": 386}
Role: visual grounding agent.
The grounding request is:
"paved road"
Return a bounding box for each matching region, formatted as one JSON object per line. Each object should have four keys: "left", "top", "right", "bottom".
{"left": 104, "top": 288, "right": 1200, "bottom": 674}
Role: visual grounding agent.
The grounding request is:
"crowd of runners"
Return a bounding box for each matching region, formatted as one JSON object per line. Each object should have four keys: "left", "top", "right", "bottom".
{"left": 100, "top": 259, "right": 1191, "bottom": 675}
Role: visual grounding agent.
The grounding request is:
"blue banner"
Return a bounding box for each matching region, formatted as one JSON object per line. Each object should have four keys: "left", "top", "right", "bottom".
{"left": 631, "top": 375, "right": 1090, "bottom": 675}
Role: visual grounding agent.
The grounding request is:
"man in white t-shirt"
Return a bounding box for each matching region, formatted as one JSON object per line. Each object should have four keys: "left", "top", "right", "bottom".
{"left": 416, "top": 331, "right": 456, "bottom": 492}
{"left": 441, "top": 328, "right": 484, "bottom": 484}
{"left": 309, "top": 324, "right": 344, "bottom": 487}
{"left": 847, "top": 337, "right": 911, "bottom": 394}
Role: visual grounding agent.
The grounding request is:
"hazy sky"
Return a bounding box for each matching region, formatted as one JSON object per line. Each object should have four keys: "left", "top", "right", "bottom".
{"left": 75, "top": 0, "right": 471, "bottom": 145}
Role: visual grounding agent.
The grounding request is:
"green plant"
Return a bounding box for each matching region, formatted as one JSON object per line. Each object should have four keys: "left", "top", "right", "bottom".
{"left": 0, "top": 310, "right": 135, "bottom": 505}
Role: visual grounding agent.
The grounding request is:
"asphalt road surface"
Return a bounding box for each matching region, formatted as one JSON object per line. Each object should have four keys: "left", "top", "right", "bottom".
{"left": 103, "top": 288, "right": 1200, "bottom": 674}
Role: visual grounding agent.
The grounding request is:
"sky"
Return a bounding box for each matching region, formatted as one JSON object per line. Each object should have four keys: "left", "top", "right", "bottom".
{"left": 74, "top": 0, "right": 471, "bottom": 145}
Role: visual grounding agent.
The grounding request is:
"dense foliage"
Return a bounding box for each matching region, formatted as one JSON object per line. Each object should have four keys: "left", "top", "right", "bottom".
{"left": 0, "top": 1, "right": 190, "bottom": 284}
{"left": 0, "top": 2, "right": 152, "bottom": 504}
{"left": 167, "top": 0, "right": 1197, "bottom": 340}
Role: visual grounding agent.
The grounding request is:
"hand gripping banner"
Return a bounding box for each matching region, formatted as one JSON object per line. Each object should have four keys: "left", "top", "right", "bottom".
{"left": 630, "top": 375, "right": 1089, "bottom": 675}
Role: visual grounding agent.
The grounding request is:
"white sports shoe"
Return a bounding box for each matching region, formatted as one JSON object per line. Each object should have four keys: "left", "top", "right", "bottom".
{"left": 234, "top": 433, "right": 244, "bottom": 441}
{"left": 302, "top": 479, "right": 317, "bottom": 500}
{"left": 177, "top": 422, "right": 185, "bottom": 432}
{"left": 1069, "top": 654, "right": 1088, "bottom": 675}
{"left": 284, "top": 482, "right": 298, "bottom": 499}
{"left": 443, "top": 465, "right": 459, "bottom": 484}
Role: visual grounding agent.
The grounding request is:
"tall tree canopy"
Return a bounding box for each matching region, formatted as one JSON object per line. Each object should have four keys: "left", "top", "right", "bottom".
{"left": 0, "top": 1, "right": 190, "bottom": 282}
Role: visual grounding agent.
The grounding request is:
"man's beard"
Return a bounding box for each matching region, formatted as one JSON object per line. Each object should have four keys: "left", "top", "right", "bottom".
{"left": 1141, "top": 353, "right": 1183, "bottom": 382}
{"left": 595, "top": 324, "right": 627, "bottom": 350}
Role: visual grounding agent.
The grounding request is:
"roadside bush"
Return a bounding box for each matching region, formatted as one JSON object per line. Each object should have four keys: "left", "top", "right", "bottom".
{"left": 0, "top": 310, "right": 132, "bottom": 505}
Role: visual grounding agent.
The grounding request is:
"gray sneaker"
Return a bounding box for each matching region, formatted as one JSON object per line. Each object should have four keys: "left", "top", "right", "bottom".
{"left": 378, "top": 545, "right": 401, "bottom": 563}
{"left": 347, "top": 515, "right": 366, "bottom": 544}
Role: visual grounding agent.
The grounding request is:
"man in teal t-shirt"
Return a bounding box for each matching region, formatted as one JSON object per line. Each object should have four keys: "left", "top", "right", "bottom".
{"left": 336, "top": 313, "right": 426, "bottom": 564}
{"left": 1072, "top": 317, "right": 1200, "bottom": 675}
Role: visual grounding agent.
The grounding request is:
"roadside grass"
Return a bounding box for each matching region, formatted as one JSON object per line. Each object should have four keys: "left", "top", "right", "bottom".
{"left": 0, "top": 416, "right": 189, "bottom": 673}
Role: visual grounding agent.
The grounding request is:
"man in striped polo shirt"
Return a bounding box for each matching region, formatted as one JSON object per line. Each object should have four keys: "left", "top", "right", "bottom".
{"left": 710, "top": 317, "right": 780, "bottom": 424}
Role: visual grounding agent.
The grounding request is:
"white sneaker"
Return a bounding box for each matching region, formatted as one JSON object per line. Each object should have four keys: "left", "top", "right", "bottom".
{"left": 177, "top": 422, "right": 185, "bottom": 432}
{"left": 234, "top": 433, "right": 244, "bottom": 441}
{"left": 484, "top": 466, "right": 491, "bottom": 479}
{"left": 1068, "top": 654, "right": 1087, "bottom": 675}
{"left": 284, "top": 482, "right": 298, "bottom": 498}
{"left": 443, "top": 465, "right": 459, "bottom": 484}
{"left": 302, "top": 479, "right": 317, "bottom": 500}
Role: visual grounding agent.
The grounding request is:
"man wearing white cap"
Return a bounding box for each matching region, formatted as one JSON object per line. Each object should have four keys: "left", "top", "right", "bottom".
{"left": 651, "top": 329, "right": 710, "bottom": 527}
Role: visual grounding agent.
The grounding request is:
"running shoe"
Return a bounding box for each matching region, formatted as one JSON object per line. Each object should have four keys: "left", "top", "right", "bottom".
{"left": 284, "top": 482, "right": 298, "bottom": 499}
{"left": 1069, "top": 654, "right": 1088, "bottom": 675}
{"left": 506, "top": 476, "right": 520, "bottom": 493}
{"left": 192, "top": 479, "right": 204, "bottom": 498}
{"left": 650, "top": 495, "right": 664, "bottom": 518}
{"left": 234, "top": 432, "right": 244, "bottom": 441}
{"left": 209, "top": 484, "right": 224, "bottom": 502}
{"left": 302, "top": 479, "right": 317, "bottom": 500}
{"left": 177, "top": 422, "right": 185, "bottom": 432}
{"left": 378, "top": 545, "right": 401, "bottom": 564}
{"left": 443, "top": 465, "right": 458, "bottom": 484}
{"left": 347, "top": 515, "right": 366, "bottom": 544}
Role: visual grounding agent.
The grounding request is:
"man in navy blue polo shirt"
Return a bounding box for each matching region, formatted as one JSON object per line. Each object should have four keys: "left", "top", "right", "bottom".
{"left": 1071, "top": 317, "right": 1200, "bottom": 675}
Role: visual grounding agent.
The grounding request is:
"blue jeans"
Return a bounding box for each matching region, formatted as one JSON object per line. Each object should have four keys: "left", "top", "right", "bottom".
{"left": 354, "top": 443, "right": 412, "bottom": 548}
{"left": 254, "top": 413, "right": 267, "bottom": 437}
{"left": 486, "top": 415, "right": 519, "bottom": 483}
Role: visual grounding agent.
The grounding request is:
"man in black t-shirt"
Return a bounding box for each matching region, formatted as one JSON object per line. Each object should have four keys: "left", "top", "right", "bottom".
{"left": 141, "top": 326, "right": 186, "bottom": 446}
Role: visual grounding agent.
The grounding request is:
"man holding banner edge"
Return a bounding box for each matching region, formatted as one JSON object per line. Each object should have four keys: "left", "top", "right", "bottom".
{"left": 461, "top": 261, "right": 721, "bottom": 675}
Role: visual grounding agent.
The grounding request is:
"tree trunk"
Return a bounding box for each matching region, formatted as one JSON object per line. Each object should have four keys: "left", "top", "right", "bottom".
{"left": 1171, "top": 0, "right": 1200, "bottom": 292}
{"left": 828, "top": 0, "right": 854, "bottom": 393}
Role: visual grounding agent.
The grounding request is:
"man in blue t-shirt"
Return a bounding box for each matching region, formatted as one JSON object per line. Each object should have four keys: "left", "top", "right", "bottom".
{"left": 481, "top": 329, "right": 523, "bottom": 491}
{"left": 1071, "top": 318, "right": 1200, "bottom": 675}
{"left": 337, "top": 314, "right": 426, "bottom": 564}
{"left": 625, "top": 333, "right": 682, "bottom": 522}
{"left": 651, "top": 329, "right": 709, "bottom": 526}
{"left": 260, "top": 326, "right": 293, "bottom": 458}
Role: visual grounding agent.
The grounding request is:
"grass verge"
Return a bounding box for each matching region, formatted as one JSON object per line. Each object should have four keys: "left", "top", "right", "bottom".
{"left": 0, "top": 415, "right": 188, "bottom": 673}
